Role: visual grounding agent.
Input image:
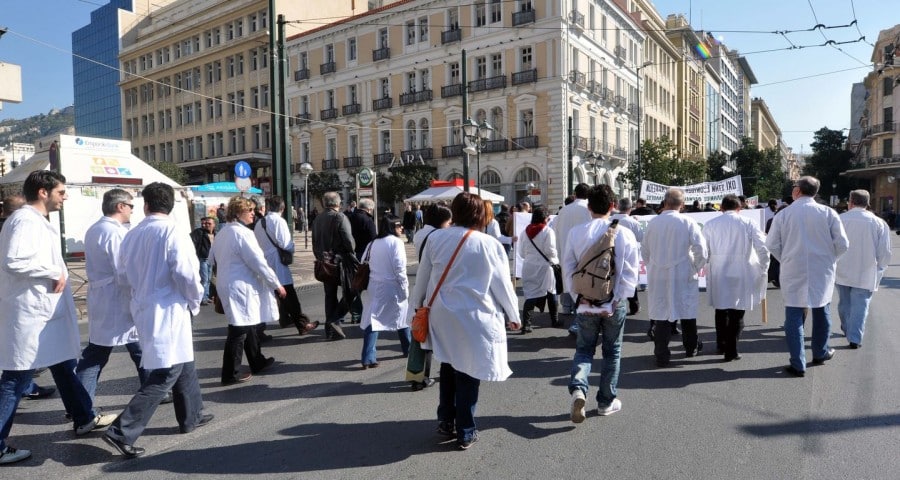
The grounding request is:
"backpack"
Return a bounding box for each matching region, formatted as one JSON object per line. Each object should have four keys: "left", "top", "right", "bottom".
{"left": 570, "top": 219, "right": 618, "bottom": 304}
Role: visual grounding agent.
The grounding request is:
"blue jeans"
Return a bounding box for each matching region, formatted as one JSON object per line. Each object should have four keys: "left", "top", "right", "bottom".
{"left": 784, "top": 305, "right": 832, "bottom": 371}
{"left": 438, "top": 362, "right": 480, "bottom": 444}
{"left": 199, "top": 258, "right": 211, "bottom": 300}
{"left": 837, "top": 285, "right": 873, "bottom": 345}
{"left": 76, "top": 342, "right": 147, "bottom": 402}
{"left": 569, "top": 304, "right": 627, "bottom": 408}
{"left": 361, "top": 326, "right": 411, "bottom": 365}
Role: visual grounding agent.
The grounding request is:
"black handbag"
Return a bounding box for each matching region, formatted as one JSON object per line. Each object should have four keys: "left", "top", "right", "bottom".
{"left": 528, "top": 234, "right": 564, "bottom": 293}
{"left": 261, "top": 217, "right": 293, "bottom": 265}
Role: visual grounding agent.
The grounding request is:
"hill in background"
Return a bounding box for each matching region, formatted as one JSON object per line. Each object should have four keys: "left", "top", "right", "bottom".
{"left": 0, "top": 106, "right": 75, "bottom": 146}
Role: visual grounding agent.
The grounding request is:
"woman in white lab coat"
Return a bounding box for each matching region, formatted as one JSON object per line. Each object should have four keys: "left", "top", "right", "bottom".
{"left": 210, "top": 197, "right": 286, "bottom": 385}
{"left": 410, "top": 192, "right": 521, "bottom": 450}
{"left": 519, "top": 207, "right": 559, "bottom": 331}
{"left": 359, "top": 213, "right": 410, "bottom": 368}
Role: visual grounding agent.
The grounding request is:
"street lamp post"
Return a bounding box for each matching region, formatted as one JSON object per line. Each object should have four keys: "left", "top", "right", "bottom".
{"left": 299, "top": 162, "right": 313, "bottom": 250}
{"left": 463, "top": 117, "right": 493, "bottom": 193}
{"left": 635, "top": 60, "right": 652, "bottom": 197}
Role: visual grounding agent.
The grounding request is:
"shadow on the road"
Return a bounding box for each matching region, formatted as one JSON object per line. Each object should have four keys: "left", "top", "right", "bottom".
{"left": 738, "top": 413, "right": 900, "bottom": 437}
{"left": 101, "top": 414, "right": 573, "bottom": 474}
{"left": 878, "top": 275, "right": 900, "bottom": 289}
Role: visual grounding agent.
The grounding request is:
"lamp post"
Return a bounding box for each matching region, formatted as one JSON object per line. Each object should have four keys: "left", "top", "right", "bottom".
{"left": 635, "top": 60, "right": 652, "bottom": 197}
{"left": 463, "top": 117, "right": 493, "bottom": 192}
{"left": 299, "top": 162, "right": 313, "bottom": 249}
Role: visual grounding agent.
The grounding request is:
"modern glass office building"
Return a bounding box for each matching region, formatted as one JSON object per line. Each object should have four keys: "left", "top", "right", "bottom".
{"left": 72, "top": 0, "right": 135, "bottom": 138}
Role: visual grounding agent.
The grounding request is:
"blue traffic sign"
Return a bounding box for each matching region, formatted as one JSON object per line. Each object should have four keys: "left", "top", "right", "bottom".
{"left": 234, "top": 161, "right": 251, "bottom": 179}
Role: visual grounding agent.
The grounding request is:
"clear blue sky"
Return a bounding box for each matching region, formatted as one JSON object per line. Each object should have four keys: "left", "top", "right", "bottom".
{"left": 0, "top": 0, "right": 895, "bottom": 155}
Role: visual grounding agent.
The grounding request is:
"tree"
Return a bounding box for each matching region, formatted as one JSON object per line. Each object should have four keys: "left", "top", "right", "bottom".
{"left": 377, "top": 164, "right": 437, "bottom": 205}
{"left": 618, "top": 136, "right": 707, "bottom": 192}
{"left": 306, "top": 171, "right": 342, "bottom": 204}
{"left": 728, "top": 138, "right": 789, "bottom": 201}
{"left": 706, "top": 151, "right": 730, "bottom": 182}
{"left": 802, "top": 127, "right": 854, "bottom": 200}
{"left": 146, "top": 160, "right": 187, "bottom": 185}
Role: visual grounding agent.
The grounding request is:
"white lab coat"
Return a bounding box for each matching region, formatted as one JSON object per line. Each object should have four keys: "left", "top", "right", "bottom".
{"left": 835, "top": 207, "right": 891, "bottom": 292}
{"left": 552, "top": 200, "right": 591, "bottom": 285}
{"left": 702, "top": 211, "right": 770, "bottom": 310}
{"left": 118, "top": 214, "right": 203, "bottom": 370}
{"left": 360, "top": 235, "right": 409, "bottom": 332}
{"left": 610, "top": 213, "right": 645, "bottom": 242}
{"left": 766, "top": 197, "right": 849, "bottom": 307}
{"left": 84, "top": 216, "right": 138, "bottom": 346}
{"left": 485, "top": 219, "right": 513, "bottom": 245}
{"left": 254, "top": 212, "right": 294, "bottom": 285}
{"left": 641, "top": 210, "right": 708, "bottom": 321}
{"left": 410, "top": 226, "right": 519, "bottom": 381}
{"left": 0, "top": 206, "right": 80, "bottom": 370}
{"left": 412, "top": 224, "right": 436, "bottom": 261}
{"left": 210, "top": 222, "right": 281, "bottom": 327}
{"left": 562, "top": 217, "right": 640, "bottom": 305}
{"left": 520, "top": 225, "right": 558, "bottom": 298}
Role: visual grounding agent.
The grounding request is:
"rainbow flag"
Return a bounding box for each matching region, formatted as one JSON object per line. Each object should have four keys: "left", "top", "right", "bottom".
{"left": 694, "top": 42, "right": 711, "bottom": 60}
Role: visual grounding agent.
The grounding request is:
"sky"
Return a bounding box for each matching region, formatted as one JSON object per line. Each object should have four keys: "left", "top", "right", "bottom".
{"left": 0, "top": 0, "right": 896, "bottom": 156}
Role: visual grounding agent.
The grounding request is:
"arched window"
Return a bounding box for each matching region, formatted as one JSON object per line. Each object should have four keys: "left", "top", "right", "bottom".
{"left": 419, "top": 118, "right": 430, "bottom": 147}
{"left": 406, "top": 120, "right": 417, "bottom": 149}
{"left": 480, "top": 169, "right": 501, "bottom": 195}
{"left": 514, "top": 166, "right": 541, "bottom": 203}
{"left": 446, "top": 171, "right": 463, "bottom": 181}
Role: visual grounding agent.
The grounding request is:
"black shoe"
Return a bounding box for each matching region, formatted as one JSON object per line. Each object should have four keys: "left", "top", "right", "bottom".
{"left": 656, "top": 360, "right": 670, "bottom": 368}
{"left": 628, "top": 298, "right": 639, "bottom": 316}
{"left": 848, "top": 342, "right": 861, "bottom": 349}
{"left": 437, "top": 421, "right": 455, "bottom": 437}
{"left": 254, "top": 357, "right": 276, "bottom": 374}
{"left": 299, "top": 320, "right": 320, "bottom": 336}
{"left": 784, "top": 365, "right": 805, "bottom": 377}
{"left": 24, "top": 385, "right": 56, "bottom": 400}
{"left": 723, "top": 354, "right": 742, "bottom": 362}
{"left": 329, "top": 323, "right": 346, "bottom": 340}
{"left": 810, "top": 348, "right": 835, "bottom": 365}
{"left": 160, "top": 391, "right": 174, "bottom": 404}
{"left": 104, "top": 434, "right": 146, "bottom": 458}
{"left": 522, "top": 325, "right": 533, "bottom": 334}
{"left": 458, "top": 431, "right": 478, "bottom": 450}
{"left": 258, "top": 333, "right": 274, "bottom": 343}
{"left": 197, "top": 413, "right": 214, "bottom": 428}
{"left": 221, "top": 372, "right": 253, "bottom": 386}
{"left": 647, "top": 326, "right": 655, "bottom": 340}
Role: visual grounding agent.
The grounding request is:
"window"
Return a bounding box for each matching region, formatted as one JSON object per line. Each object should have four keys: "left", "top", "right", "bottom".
{"left": 449, "top": 62, "right": 460, "bottom": 84}
{"left": 419, "top": 118, "right": 430, "bottom": 147}
{"left": 226, "top": 23, "right": 234, "bottom": 41}
{"left": 249, "top": 13, "right": 259, "bottom": 32}
{"left": 325, "top": 44, "right": 334, "bottom": 63}
{"left": 490, "top": 107, "right": 503, "bottom": 140}
{"left": 236, "top": 90, "right": 245, "bottom": 113}
{"left": 450, "top": 119, "right": 461, "bottom": 145}
{"left": 407, "top": 120, "right": 418, "bottom": 149}
{"left": 326, "top": 89, "right": 335, "bottom": 109}
{"left": 261, "top": 123, "right": 271, "bottom": 149}
{"left": 491, "top": 53, "right": 502, "bottom": 76}
{"left": 475, "top": 1, "right": 486, "bottom": 27}
{"left": 227, "top": 56, "right": 235, "bottom": 77}
{"left": 520, "top": 47, "right": 532, "bottom": 69}
{"left": 347, "top": 38, "right": 357, "bottom": 61}
{"left": 406, "top": 21, "right": 416, "bottom": 45}
{"left": 448, "top": 8, "right": 459, "bottom": 30}
{"left": 299, "top": 52, "right": 308, "bottom": 68}
{"left": 260, "top": 85, "right": 269, "bottom": 108}
{"left": 407, "top": 72, "right": 417, "bottom": 92}
{"left": 207, "top": 99, "right": 215, "bottom": 119}
{"left": 884, "top": 77, "right": 894, "bottom": 96}
{"left": 476, "top": 56, "right": 487, "bottom": 79}
{"left": 326, "top": 138, "right": 337, "bottom": 159}
{"left": 300, "top": 142, "right": 310, "bottom": 163}
{"left": 883, "top": 138, "right": 893, "bottom": 158}
{"left": 235, "top": 19, "right": 243, "bottom": 38}
{"left": 381, "top": 130, "right": 391, "bottom": 153}
{"left": 300, "top": 95, "right": 309, "bottom": 114}
{"left": 236, "top": 54, "right": 244, "bottom": 75}
{"left": 228, "top": 93, "right": 236, "bottom": 114}
{"left": 348, "top": 84, "right": 357, "bottom": 104}
{"left": 490, "top": 0, "right": 502, "bottom": 23}
{"left": 419, "top": 17, "right": 428, "bottom": 42}
{"left": 378, "top": 28, "right": 388, "bottom": 48}
{"left": 213, "top": 61, "right": 221, "bottom": 82}
{"left": 349, "top": 134, "right": 359, "bottom": 156}
{"left": 380, "top": 77, "right": 390, "bottom": 98}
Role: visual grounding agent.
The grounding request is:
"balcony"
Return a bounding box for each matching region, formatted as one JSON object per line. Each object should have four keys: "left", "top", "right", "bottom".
{"left": 294, "top": 113, "right": 311, "bottom": 126}
{"left": 442, "top": 144, "right": 464, "bottom": 158}
{"left": 342, "top": 103, "right": 361, "bottom": 116}
{"left": 865, "top": 154, "right": 900, "bottom": 167}
{"left": 614, "top": 45, "right": 626, "bottom": 61}
{"left": 482, "top": 139, "right": 509, "bottom": 153}
{"left": 400, "top": 147, "right": 433, "bottom": 161}
{"left": 399, "top": 89, "right": 433, "bottom": 106}
{"left": 320, "top": 108, "right": 338, "bottom": 120}
{"left": 374, "top": 152, "right": 394, "bottom": 165}
{"left": 614, "top": 95, "right": 627, "bottom": 111}
{"left": 513, "top": 9, "right": 536, "bottom": 26}
{"left": 373, "top": 97, "right": 393, "bottom": 111}
{"left": 602, "top": 87, "right": 614, "bottom": 104}
{"left": 343, "top": 156, "right": 363, "bottom": 168}
{"left": 441, "top": 83, "right": 464, "bottom": 98}
{"left": 587, "top": 80, "right": 601, "bottom": 95}
{"left": 575, "top": 135, "right": 589, "bottom": 151}
{"left": 628, "top": 103, "right": 641, "bottom": 117}
{"left": 373, "top": 47, "right": 390, "bottom": 61}
{"left": 469, "top": 75, "right": 507, "bottom": 93}
{"left": 320, "top": 62, "right": 336, "bottom": 75}
{"left": 864, "top": 122, "right": 896, "bottom": 137}
{"left": 294, "top": 68, "right": 309, "bottom": 81}
{"left": 511, "top": 69, "right": 538, "bottom": 86}
{"left": 568, "top": 10, "right": 585, "bottom": 30}
{"left": 512, "top": 135, "right": 538, "bottom": 149}
{"left": 441, "top": 28, "right": 461, "bottom": 44}
{"left": 322, "top": 159, "right": 339, "bottom": 170}
{"left": 613, "top": 147, "right": 628, "bottom": 158}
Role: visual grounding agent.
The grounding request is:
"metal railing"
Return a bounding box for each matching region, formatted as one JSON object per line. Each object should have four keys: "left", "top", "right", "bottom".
{"left": 511, "top": 69, "right": 538, "bottom": 85}
{"left": 441, "top": 28, "right": 462, "bottom": 44}
{"left": 569, "top": 10, "right": 584, "bottom": 29}
{"left": 442, "top": 144, "right": 464, "bottom": 158}
{"left": 342, "top": 103, "right": 361, "bottom": 115}
{"left": 400, "top": 147, "right": 433, "bottom": 161}
{"left": 294, "top": 69, "right": 309, "bottom": 81}
{"left": 343, "top": 156, "right": 362, "bottom": 168}
{"left": 320, "top": 108, "right": 338, "bottom": 120}
{"left": 469, "top": 75, "right": 507, "bottom": 93}
{"left": 319, "top": 62, "right": 336, "bottom": 75}
{"left": 441, "top": 83, "right": 464, "bottom": 98}
{"left": 295, "top": 113, "right": 311, "bottom": 125}
{"left": 399, "top": 89, "right": 433, "bottom": 106}
{"left": 513, "top": 9, "right": 536, "bottom": 26}
{"left": 569, "top": 70, "right": 586, "bottom": 86}
{"left": 373, "top": 47, "right": 390, "bottom": 61}
{"left": 374, "top": 152, "right": 394, "bottom": 165}
{"left": 373, "top": 97, "right": 393, "bottom": 111}
{"left": 512, "top": 135, "right": 538, "bottom": 149}
{"left": 322, "top": 159, "right": 339, "bottom": 170}
{"left": 482, "top": 139, "right": 509, "bottom": 153}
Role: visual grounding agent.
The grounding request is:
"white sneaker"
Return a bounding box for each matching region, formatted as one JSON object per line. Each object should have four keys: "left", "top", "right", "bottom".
{"left": 0, "top": 445, "right": 31, "bottom": 464}
{"left": 570, "top": 390, "right": 586, "bottom": 424}
{"left": 597, "top": 398, "right": 622, "bottom": 416}
{"left": 75, "top": 413, "right": 116, "bottom": 436}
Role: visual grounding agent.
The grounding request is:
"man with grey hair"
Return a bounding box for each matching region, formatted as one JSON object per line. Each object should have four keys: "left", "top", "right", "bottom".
{"left": 611, "top": 197, "right": 644, "bottom": 316}
{"left": 835, "top": 189, "right": 890, "bottom": 349}
{"left": 767, "top": 176, "right": 849, "bottom": 377}
{"left": 313, "top": 191, "right": 356, "bottom": 340}
{"left": 642, "top": 187, "right": 708, "bottom": 367}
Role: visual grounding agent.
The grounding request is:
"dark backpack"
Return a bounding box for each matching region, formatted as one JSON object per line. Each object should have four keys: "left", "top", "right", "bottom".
{"left": 570, "top": 220, "right": 618, "bottom": 304}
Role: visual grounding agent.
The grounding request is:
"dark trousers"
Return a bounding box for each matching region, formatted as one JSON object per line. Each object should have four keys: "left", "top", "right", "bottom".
{"left": 715, "top": 309, "right": 745, "bottom": 359}
{"left": 76, "top": 341, "right": 147, "bottom": 403}
{"left": 522, "top": 293, "right": 558, "bottom": 327}
{"left": 221, "top": 325, "right": 267, "bottom": 382}
{"left": 323, "top": 280, "right": 342, "bottom": 327}
{"left": 277, "top": 283, "right": 312, "bottom": 333}
{"left": 106, "top": 361, "right": 204, "bottom": 445}
{"left": 437, "top": 362, "right": 480, "bottom": 444}
{"left": 653, "top": 318, "right": 699, "bottom": 364}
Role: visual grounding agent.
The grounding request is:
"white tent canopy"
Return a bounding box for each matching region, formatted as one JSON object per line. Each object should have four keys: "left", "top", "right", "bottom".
{"left": 405, "top": 180, "right": 504, "bottom": 204}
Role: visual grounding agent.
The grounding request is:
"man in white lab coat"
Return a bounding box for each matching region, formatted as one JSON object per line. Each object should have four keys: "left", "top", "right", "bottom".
{"left": 766, "top": 176, "right": 849, "bottom": 377}
{"left": 642, "top": 188, "right": 708, "bottom": 367}
{"left": 75, "top": 189, "right": 149, "bottom": 405}
{"left": 0, "top": 171, "right": 113, "bottom": 465}
{"left": 552, "top": 183, "right": 591, "bottom": 323}
{"left": 835, "top": 189, "right": 891, "bottom": 349}
{"left": 611, "top": 197, "right": 644, "bottom": 316}
{"left": 104, "top": 183, "right": 212, "bottom": 458}
{"left": 702, "top": 194, "right": 769, "bottom": 362}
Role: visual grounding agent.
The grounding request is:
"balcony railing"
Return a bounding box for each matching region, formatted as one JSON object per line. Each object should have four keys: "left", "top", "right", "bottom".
{"left": 320, "top": 108, "right": 338, "bottom": 120}
{"left": 865, "top": 154, "right": 900, "bottom": 167}
{"left": 613, "top": 147, "right": 628, "bottom": 158}
{"left": 373, "top": 47, "right": 390, "bottom": 61}
{"left": 602, "top": 87, "right": 614, "bottom": 104}
{"left": 469, "top": 75, "right": 507, "bottom": 93}
{"left": 628, "top": 103, "right": 641, "bottom": 117}
{"left": 512, "top": 9, "right": 536, "bottom": 26}
{"left": 569, "top": 10, "right": 585, "bottom": 29}
{"left": 441, "top": 28, "right": 461, "bottom": 44}
{"left": 442, "top": 144, "right": 464, "bottom": 158}
{"left": 482, "top": 139, "right": 509, "bottom": 153}
{"left": 342, "top": 103, "right": 361, "bottom": 115}
{"left": 512, "top": 135, "right": 538, "bottom": 149}
{"left": 343, "top": 156, "right": 363, "bottom": 168}
{"left": 294, "top": 68, "right": 309, "bottom": 81}
{"left": 322, "top": 159, "right": 339, "bottom": 170}
{"left": 295, "top": 113, "right": 311, "bottom": 125}
{"left": 614, "top": 45, "right": 626, "bottom": 60}
{"left": 587, "top": 80, "right": 601, "bottom": 95}
{"left": 442, "top": 83, "right": 464, "bottom": 98}
{"left": 399, "top": 89, "right": 433, "bottom": 106}
{"left": 512, "top": 69, "right": 538, "bottom": 85}
{"left": 374, "top": 152, "right": 394, "bottom": 165}
{"left": 320, "top": 62, "right": 336, "bottom": 75}
{"left": 400, "top": 147, "right": 433, "bottom": 161}
{"left": 575, "top": 135, "right": 589, "bottom": 151}
{"left": 373, "top": 97, "right": 393, "bottom": 111}
{"left": 864, "top": 122, "right": 896, "bottom": 137}
{"left": 569, "top": 70, "right": 586, "bottom": 86}
{"left": 614, "top": 95, "right": 627, "bottom": 111}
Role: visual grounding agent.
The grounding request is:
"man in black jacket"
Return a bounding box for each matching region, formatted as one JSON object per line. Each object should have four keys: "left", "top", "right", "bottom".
{"left": 189, "top": 217, "right": 215, "bottom": 305}
{"left": 312, "top": 192, "right": 356, "bottom": 340}
{"left": 348, "top": 198, "right": 377, "bottom": 324}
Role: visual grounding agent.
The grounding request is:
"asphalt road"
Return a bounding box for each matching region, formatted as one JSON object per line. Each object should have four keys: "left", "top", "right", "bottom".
{"left": 6, "top": 236, "right": 900, "bottom": 479}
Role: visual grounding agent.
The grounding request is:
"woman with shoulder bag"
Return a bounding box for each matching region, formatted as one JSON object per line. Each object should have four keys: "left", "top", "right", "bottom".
{"left": 358, "top": 214, "right": 411, "bottom": 369}
{"left": 519, "top": 207, "right": 560, "bottom": 332}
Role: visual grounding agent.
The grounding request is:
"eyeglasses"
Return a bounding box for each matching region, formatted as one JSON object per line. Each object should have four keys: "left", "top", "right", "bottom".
{"left": 394, "top": 224, "right": 404, "bottom": 229}
{"left": 121, "top": 203, "right": 134, "bottom": 209}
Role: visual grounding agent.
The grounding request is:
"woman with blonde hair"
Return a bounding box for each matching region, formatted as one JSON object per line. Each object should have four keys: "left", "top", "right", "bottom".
{"left": 210, "top": 197, "right": 286, "bottom": 385}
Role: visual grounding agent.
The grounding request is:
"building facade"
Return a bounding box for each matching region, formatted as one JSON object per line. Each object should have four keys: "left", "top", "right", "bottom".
{"left": 750, "top": 97, "right": 780, "bottom": 151}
